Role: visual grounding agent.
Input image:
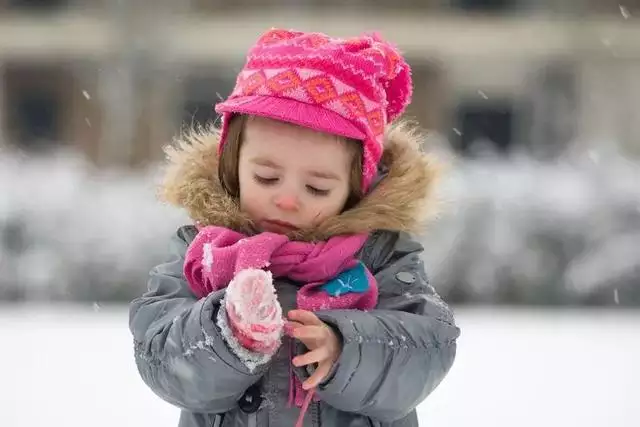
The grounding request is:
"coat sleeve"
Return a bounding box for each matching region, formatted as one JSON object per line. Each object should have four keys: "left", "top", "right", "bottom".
{"left": 129, "top": 227, "right": 268, "bottom": 413}
{"left": 296, "top": 231, "right": 460, "bottom": 422}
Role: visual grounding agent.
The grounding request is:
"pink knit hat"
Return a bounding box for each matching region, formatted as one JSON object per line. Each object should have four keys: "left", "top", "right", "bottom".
{"left": 215, "top": 28, "right": 413, "bottom": 192}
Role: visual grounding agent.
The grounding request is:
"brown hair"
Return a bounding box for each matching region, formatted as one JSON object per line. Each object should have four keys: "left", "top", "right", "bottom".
{"left": 218, "top": 115, "right": 364, "bottom": 211}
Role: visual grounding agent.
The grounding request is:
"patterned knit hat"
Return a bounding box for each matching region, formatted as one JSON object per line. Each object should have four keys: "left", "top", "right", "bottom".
{"left": 215, "top": 28, "right": 413, "bottom": 192}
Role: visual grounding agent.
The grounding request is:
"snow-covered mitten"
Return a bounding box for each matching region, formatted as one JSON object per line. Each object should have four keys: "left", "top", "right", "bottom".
{"left": 224, "top": 269, "right": 284, "bottom": 355}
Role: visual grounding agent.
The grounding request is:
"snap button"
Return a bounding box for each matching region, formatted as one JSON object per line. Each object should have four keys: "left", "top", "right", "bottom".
{"left": 238, "top": 384, "right": 262, "bottom": 413}
{"left": 395, "top": 272, "right": 416, "bottom": 284}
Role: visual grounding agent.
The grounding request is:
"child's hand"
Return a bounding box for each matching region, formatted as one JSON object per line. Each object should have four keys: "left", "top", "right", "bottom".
{"left": 225, "top": 269, "right": 284, "bottom": 354}
{"left": 287, "top": 309, "right": 342, "bottom": 390}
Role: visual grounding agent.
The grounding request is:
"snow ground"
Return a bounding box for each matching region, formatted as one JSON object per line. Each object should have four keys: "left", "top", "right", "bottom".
{"left": 2, "top": 305, "right": 638, "bottom": 427}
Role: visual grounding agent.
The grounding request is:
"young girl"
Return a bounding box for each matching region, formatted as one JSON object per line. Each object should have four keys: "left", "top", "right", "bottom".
{"left": 130, "top": 28, "right": 459, "bottom": 427}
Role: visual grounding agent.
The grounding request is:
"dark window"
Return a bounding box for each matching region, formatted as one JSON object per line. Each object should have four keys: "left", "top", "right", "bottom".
{"left": 454, "top": 0, "right": 517, "bottom": 12}
{"left": 182, "top": 99, "right": 218, "bottom": 130}
{"left": 14, "top": 90, "right": 60, "bottom": 147}
{"left": 452, "top": 101, "right": 514, "bottom": 156}
{"left": 7, "top": 0, "right": 66, "bottom": 10}
{"left": 4, "top": 65, "right": 65, "bottom": 151}
{"left": 181, "top": 73, "right": 235, "bottom": 130}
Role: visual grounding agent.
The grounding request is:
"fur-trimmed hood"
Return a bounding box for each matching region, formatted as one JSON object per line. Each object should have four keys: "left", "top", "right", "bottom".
{"left": 159, "top": 122, "right": 440, "bottom": 242}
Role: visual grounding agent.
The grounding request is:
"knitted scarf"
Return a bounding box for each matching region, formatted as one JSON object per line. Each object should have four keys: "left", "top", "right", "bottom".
{"left": 183, "top": 225, "right": 378, "bottom": 421}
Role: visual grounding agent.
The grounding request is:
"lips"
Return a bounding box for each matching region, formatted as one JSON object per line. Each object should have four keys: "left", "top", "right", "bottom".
{"left": 260, "top": 219, "right": 299, "bottom": 233}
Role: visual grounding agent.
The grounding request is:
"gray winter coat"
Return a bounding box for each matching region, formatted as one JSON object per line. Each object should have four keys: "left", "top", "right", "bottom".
{"left": 129, "top": 124, "right": 460, "bottom": 426}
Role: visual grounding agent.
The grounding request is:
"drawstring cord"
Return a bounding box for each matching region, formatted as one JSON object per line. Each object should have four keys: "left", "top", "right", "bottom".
{"left": 288, "top": 336, "right": 316, "bottom": 427}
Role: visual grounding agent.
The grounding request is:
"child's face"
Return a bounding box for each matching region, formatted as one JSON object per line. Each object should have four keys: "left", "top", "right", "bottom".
{"left": 238, "top": 117, "right": 353, "bottom": 234}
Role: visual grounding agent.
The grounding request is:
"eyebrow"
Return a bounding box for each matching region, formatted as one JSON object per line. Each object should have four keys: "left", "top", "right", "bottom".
{"left": 251, "top": 158, "right": 282, "bottom": 169}
{"left": 308, "top": 170, "right": 340, "bottom": 180}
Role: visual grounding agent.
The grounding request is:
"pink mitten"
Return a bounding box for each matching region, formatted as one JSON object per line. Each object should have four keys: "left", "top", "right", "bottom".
{"left": 225, "top": 269, "right": 284, "bottom": 354}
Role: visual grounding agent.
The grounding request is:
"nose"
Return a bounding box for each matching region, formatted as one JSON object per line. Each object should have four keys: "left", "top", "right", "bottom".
{"left": 274, "top": 194, "right": 299, "bottom": 211}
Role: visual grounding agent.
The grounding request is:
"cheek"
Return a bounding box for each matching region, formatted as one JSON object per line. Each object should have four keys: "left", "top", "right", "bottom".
{"left": 310, "top": 188, "right": 350, "bottom": 222}
{"left": 330, "top": 182, "right": 351, "bottom": 211}
{"left": 238, "top": 172, "right": 256, "bottom": 208}
{"left": 239, "top": 180, "right": 261, "bottom": 210}
{"left": 240, "top": 180, "right": 277, "bottom": 224}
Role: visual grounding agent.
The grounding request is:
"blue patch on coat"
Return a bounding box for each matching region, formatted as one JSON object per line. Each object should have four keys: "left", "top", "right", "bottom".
{"left": 321, "top": 262, "right": 369, "bottom": 297}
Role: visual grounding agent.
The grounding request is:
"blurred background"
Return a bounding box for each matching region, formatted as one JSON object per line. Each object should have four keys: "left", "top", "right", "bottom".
{"left": 1, "top": 1, "right": 639, "bottom": 427}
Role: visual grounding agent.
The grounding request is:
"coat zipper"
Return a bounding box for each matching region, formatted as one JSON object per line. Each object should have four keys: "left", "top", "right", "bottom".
{"left": 211, "top": 414, "right": 224, "bottom": 427}
{"left": 248, "top": 412, "right": 257, "bottom": 427}
{"left": 311, "top": 401, "right": 321, "bottom": 427}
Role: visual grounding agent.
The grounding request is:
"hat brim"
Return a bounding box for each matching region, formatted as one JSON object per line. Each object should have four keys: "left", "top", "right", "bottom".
{"left": 215, "top": 95, "right": 366, "bottom": 141}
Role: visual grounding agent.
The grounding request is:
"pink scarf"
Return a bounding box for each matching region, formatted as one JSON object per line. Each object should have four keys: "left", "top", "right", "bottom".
{"left": 183, "top": 226, "right": 378, "bottom": 416}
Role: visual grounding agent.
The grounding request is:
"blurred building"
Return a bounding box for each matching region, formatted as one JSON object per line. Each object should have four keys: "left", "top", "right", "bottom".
{"left": 1, "top": 0, "right": 639, "bottom": 167}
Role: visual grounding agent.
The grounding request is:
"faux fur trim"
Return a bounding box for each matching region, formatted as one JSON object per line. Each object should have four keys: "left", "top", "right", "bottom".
{"left": 159, "top": 121, "right": 441, "bottom": 241}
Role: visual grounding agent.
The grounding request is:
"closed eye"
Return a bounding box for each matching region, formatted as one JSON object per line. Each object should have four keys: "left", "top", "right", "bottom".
{"left": 306, "top": 185, "right": 330, "bottom": 196}
{"left": 254, "top": 175, "right": 279, "bottom": 185}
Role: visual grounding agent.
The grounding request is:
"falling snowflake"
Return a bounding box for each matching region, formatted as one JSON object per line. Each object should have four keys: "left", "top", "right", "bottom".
{"left": 614, "top": 288, "right": 620, "bottom": 305}
{"left": 82, "top": 90, "right": 91, "bottom": 100}
{"left": 453, "top": 128, "right": 463, "bottom": 136}
{"left": 620, "top": 5, "right": 631, "bottom": 19}
{"left": 478, "top": 90, "right": 489, "bottom": 100}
